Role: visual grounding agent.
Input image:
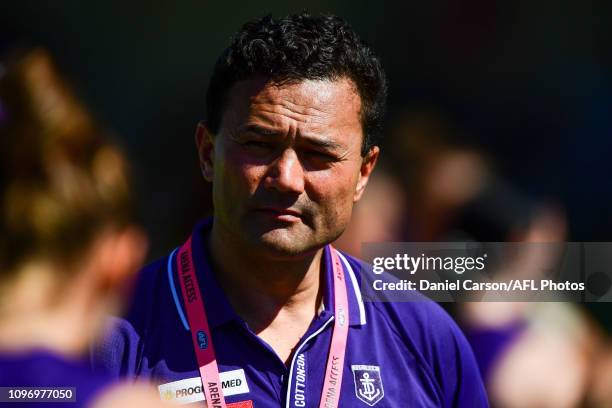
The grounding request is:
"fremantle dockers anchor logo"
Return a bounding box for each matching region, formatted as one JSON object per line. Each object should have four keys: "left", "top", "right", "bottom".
{"left": 351, "top": 365, "right": 384, "bottom": 406}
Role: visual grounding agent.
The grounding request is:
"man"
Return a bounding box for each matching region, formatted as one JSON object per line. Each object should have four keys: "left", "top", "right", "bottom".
{"left": 95, "top": 13, "right": 488, "bottom": 407}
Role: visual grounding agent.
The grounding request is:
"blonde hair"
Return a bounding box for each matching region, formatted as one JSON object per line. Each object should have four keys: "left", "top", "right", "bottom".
{"left": 0, "top": 50, "right": 132, "bottom": 276}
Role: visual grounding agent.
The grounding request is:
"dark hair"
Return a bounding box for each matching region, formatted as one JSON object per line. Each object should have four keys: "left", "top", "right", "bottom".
{"left": 206, "top": 13, "right": 387, "bottom": 156}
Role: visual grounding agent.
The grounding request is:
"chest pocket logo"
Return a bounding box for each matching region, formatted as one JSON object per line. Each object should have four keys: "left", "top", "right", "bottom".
{"left": 351, "top": 365, "right": 384, "bottom": 406}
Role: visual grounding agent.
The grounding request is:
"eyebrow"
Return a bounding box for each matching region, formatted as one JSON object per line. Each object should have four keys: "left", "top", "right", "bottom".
{"left": 241, "top": 124, "right": 277, "bottom": 136}
{"left": 241, "top": 124, "right": 345, "bottom": 151}
{"left": 303, "top": 136, "right": 344, "bottom": 151}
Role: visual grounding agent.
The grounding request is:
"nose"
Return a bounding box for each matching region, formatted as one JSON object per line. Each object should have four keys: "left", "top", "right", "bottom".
{"left": 264, "top": 148, "right": 305, "bottom": 194}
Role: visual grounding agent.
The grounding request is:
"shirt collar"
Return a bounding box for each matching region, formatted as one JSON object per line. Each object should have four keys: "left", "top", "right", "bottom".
{"left": 188, "top": 218, "right": 240, "bottom": 329}
{"left": 322, "top": 245, "right": 367, "bottom": 327}
{"left": 172, "top": 218, "right": 367, "bottom": 330}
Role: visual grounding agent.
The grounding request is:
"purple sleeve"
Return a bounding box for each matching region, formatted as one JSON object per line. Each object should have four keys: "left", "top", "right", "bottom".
{"left": 440, "top": 318, "right": 491, "bottom": 407}
{"left": 382, "top": 299, "right": 490, "bottom": 407}
{"left": 91, "top": 257, "right": 166, "bottom": 379}
{"left": 91, "top": 317, "right": 143, "bottom": 379}
{"left": 463, "top": 321, "right": 525, "bottom": 383}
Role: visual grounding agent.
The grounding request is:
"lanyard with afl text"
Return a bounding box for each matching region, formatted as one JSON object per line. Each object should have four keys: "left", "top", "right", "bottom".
{"left": 176, "top": 235, "right": 350, "bottom": 408}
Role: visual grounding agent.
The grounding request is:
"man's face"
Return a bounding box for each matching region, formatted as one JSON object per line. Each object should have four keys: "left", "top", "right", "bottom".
{"left": 197, "top": 78, "right": 378, "bottom": 258}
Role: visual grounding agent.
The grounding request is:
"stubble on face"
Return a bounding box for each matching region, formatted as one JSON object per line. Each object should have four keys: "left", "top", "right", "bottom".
{"left": 211, "top": 77, "right": 367, "bottom": 259}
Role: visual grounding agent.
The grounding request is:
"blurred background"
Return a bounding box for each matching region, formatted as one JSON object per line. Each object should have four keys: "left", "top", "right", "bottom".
{"left": 2, "top": 0, "right": 611, "bottom": 252}
{"left": 2, "top": 1, "right": 612, "bottom": 406}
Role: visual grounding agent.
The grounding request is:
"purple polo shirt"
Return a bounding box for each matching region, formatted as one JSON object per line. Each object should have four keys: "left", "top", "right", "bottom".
{"left": 93, "top": 219, "right": 488, "bottom": 407}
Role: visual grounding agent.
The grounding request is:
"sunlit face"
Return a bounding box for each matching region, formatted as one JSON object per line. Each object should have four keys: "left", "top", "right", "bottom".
{"left": 197, "top": 77, "right": 378, "bottom": 258}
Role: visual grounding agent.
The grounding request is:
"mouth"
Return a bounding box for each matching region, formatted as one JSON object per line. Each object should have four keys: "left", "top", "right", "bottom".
{"left": 254, "top": 207, "right": 303, "bottom": 223}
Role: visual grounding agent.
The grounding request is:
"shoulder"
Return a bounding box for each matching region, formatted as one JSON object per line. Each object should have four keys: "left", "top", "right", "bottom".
{"left": 0, "top": 351, "right": 115, "bottom": 407}
{"left": 339, "top": 251, "right": 465, "bottom": 345}
{"left": 92, "top": 251, "right": 176, "bottom": 378}
{"left": 348, "top": 252, "right": 466, "bottom": 344}
{"left": 339, "top": 250, "right": 489, "bottom": 407}
{"left": 125, "top": 254, "right": 175, "bottom": 325}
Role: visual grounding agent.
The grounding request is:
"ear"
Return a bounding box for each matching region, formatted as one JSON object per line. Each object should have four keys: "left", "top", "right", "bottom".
{"left": 195, "top": 121, "right": 215, "bottom": 182}
{"left": 94, "top": 227, "right": 148, "bottom": 296}
{"left": 354, "top": 146, "right": 380, "bottom": 202}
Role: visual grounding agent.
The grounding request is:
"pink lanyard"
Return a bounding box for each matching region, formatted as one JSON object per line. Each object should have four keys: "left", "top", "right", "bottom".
{"left": 176, "top": 235, "right": 350, "bottom": 408}
{"left": 177, "top": 236, "right": 227, "bottom": 408}
{"left": 318, "top": 244, "right": 349, "bottom": 408}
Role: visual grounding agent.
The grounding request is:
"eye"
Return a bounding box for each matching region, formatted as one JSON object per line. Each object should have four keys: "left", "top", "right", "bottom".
{"left": 305, "top": 150, "right": 335, "bottom": 161}
{"left": 302, "top": 150, "right": 339, "bottom": 170}
{"left": 243, "top": 141, "right": 273, "bottom": 150}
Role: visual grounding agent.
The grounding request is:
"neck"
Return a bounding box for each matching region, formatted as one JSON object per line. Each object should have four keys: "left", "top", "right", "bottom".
{"left": 209, "top": 224, "right": 324, "bottom": 333}
{"left": 0, "top": 261, "right": 104, "bottom": 357}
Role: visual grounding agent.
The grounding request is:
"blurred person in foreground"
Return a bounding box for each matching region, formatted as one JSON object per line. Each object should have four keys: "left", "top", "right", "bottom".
{"left": 0, "top": 50, "right": 167, "bottom": 408}
{"left": 334, "top": 165, "right": 407, "bottom": 257}
{"left": 386, "top": 110, "right": 602, "bottom": 408}
{"left": 94, "top": 13, "right": 488, "bottom": 407}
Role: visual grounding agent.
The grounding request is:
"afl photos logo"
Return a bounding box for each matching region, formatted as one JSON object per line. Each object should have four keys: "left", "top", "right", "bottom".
{"left": 351, "top": 365, "right": 384, "bottom": 406}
